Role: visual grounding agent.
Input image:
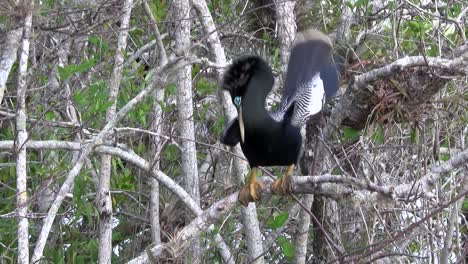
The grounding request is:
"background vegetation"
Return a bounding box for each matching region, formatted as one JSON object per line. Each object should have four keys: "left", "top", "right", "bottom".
{"left": 0, "top": 0, "right": 467, "bottom": 263}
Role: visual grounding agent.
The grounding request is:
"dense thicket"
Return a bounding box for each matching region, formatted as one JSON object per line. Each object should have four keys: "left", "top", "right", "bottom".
{"left": 0, "top": 0, "right": 467, "bottom": 263}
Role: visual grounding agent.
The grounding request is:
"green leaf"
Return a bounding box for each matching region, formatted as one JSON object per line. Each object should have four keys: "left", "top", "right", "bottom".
{"left": 89, "top": 36, "right": 102, "bottom": 48}
{"left": 74, "top": 90, "right": 84, "bottom": 105}
{"left": 45, "top": 111, "right": 55, "bottom": 121}
{"left": 58, "top": 59, "right": 96, "bottom": 81}
{"left": 138, "top": 108, "right": 147, "bottom": 126}
{"left": 212, "top": 225, "right": 220, "bottom": 235}
{"left": 462, "top": 199, "right": 468, "bottom": 211}
{"left": 116, "top": 157, "right": 125, "bottom": 170}
{"left": 196, "top": 78, "right": 216, "bottom": 96}
{"left": 277, "top": 236, "right": 294, "bottom": 260}
{"left": 112, "top": 159, "right": 117, "bottom": 175}
{"left": 192, "top": 64, "right": 201, "bottom": 78}
{"left": 267, "top": 211, "right": 289, "bottom": 230}
{"left": 440, "top": 153, "right": 450, "bottom": 161}
{"left": 408, "top": 240, "right": 420, "bottom": 253}
{"left": 163, "top": 144, "right": 179, "bottom": 162}
{"left": 372, "top": 125, "right": 385, "bottom": 144}
{"left": 212, "top": 116, "right": 225, "bottom": 136}
{"left": 343, "top": 127, "right": 360, "bottom": 141}
{"left": 89, "top": 36, "right": 108, "bottom": 55}
{"left": 410, "top": 127, "right": 419, "bottom": 144}
{"left": 165, "top": 83, "right": 177, "bottom": 98}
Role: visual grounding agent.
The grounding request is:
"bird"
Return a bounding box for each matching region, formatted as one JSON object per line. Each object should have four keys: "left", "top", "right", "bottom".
{"left": 220, "top": 29, "right": 340, "bottom": 206}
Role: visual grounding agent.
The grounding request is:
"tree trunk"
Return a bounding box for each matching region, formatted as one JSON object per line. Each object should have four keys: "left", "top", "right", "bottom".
{"left": 148, "top": 87, "right": 164, "bottom": 247}
{"left": 170, "top": 0, "right": 201, "bottom": 262}
{"left": 274, "top": 0, "right": 297, "bottom": 89}
{"left": 97, "top": 0, "right": 134, "bottom": 263}
{"left": 15, "top": 1, "right": 33, "bottom": 263}
{"left": 0, "top": 28, "right": 22, "bottom": 105}
{"left": 142, "top": 0, "right": 167, "bottom": 248}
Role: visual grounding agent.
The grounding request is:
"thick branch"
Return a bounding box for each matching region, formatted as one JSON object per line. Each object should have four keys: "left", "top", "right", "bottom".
{"left": 15, "top": 2, "right": 33, "bottom": 263}
{"left": 0, "top": 28, "right": 22, "bottom": 105}
{"left": 97, "top": 1, "right": 134, "bottom": 263}
{"left": 128, "top": 194, "right": 238, "bottom": 264}
{"left": 354, "top": 55, "right": 468, "bottom": 87}
{"left": 2, "top": 139, "right": 467, "bottom": 201}
{"left": 1, "top": 139, "right": 464, "bottom": 203}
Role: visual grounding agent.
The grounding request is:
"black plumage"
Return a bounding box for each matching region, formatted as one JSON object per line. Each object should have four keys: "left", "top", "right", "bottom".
{"left": 220, "top": 30, "right": 340, "bottom": 205}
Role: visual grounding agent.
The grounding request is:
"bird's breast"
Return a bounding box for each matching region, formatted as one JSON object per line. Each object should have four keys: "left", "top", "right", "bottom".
{"left": 240, "top": 124, "right": 302, "bottom": 167}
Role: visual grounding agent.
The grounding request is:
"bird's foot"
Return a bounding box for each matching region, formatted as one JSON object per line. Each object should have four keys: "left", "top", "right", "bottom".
{"left": 272, "top": 165, "right": 294, "bottom": 195}
{"left": 272, "top": 177, "right": 291, "bottom": 195}
{"left": 238, "top": 181, "right": 263, "bottom": 206}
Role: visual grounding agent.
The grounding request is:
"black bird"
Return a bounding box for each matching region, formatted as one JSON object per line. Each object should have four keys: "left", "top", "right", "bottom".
{"left": 220, "top": 30, "right": 339, "bottom": 206}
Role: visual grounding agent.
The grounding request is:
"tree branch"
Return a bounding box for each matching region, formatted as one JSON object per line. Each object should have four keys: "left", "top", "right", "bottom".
{"left": 354, "top": 55, "right": 468, "bottom": 87}
{"left": 15, "top": 1, "right": 33, "bottom": 263}
{"left": 97, "top": 0, "right": 134, "bottom": 262}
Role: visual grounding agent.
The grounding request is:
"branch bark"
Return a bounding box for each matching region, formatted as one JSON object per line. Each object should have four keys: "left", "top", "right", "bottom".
{"left": 440, "top": 128, "right": 468, "bottom": 263}
{"left": 273, "top": 0, "right": 296, "bottom": 93}
{"left": 15, "top": 1, "right": 33, "bottom": 263}
{"left": 142, "top": 0, "right": 167, "bottom": 248}
{"left": 97, "top": 1, "right": 134, "bottom": 263}
{"left": 0, "top": 28, "right": 22, "bottom": 105}
{"left": 170, "top": 0, "right": 201, "bottom": 262}
{"left": 3, "top": 140, "right": 468, "bottom": 202}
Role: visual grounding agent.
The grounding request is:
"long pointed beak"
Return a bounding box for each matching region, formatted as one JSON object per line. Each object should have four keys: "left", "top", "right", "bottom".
{"left": 238, "top": 105, "right": 245, "bottom": 143}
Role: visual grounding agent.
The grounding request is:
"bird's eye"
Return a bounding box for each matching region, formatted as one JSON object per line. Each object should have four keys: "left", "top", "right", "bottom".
{"left": 233, "top": 96, "right": 242, "bottom": 107}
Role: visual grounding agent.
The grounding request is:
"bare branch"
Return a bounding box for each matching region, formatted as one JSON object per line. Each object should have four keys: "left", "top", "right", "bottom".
{"left": 14, "top": 1, "right": 33, "bottom": 263}
{"left": 141, "top": 0, "right": 167, "bottom": 65}
{"left": 0, "top": 28, "right": 22, "bottom": 105}
{"left": 97, "top": 0, "right": 134, "bottom": 263}
{"left": 354, "top": 55, "right": 468, "bottom": 88}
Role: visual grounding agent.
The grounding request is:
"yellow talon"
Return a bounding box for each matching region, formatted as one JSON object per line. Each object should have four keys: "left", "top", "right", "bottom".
{"left": 238, "top": 168, "right": 263, "bottom": 206}
{"left": 272, "top": 164, "right": 294, "bottom": 195}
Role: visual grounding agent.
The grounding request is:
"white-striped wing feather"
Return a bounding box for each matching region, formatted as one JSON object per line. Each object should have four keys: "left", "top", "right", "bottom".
{"left": 291, "top": 72, "right": 325, "bottom": 126}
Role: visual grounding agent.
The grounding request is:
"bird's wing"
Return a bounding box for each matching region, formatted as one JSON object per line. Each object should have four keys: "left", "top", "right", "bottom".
{"left": 290, "top": 72, "right": 325, "bottom": 126}
{"left": 220, "top": 117, "right": 241, "bottom": 146}
{"left": 274, "top": 29, "right": 339, "bottom": 127}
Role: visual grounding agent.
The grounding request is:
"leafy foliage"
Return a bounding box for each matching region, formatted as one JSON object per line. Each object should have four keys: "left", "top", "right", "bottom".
{"left": 277, "top": 235, "right": 295, "bottom": 260}
{"left": 58, "top": 59, "right": 97, "bottom": 81}
{"left": 267, "top": 211, "right": 289, "bottom": 230}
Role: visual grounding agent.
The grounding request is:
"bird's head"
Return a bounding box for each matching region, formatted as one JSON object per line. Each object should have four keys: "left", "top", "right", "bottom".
{"left": 222, "top": 56, "right": 261, "bottom": 101}
{"left": 221, "top": 56, "right": 272, "bottom": 143}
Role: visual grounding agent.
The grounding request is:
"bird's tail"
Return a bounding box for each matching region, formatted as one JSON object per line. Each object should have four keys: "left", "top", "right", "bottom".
{"left": 281, "top": 29, "right": 334, "bottom": 104}
{"left": 295, "top": 29, "right": 332, "bottom": 48}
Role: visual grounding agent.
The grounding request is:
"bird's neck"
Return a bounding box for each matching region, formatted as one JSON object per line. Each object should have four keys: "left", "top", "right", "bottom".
{"left": 242, "top": 87, "right": 273, "bottom": 128}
